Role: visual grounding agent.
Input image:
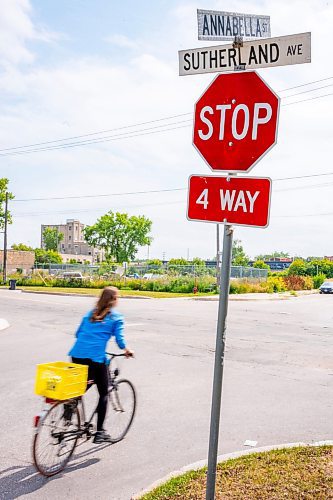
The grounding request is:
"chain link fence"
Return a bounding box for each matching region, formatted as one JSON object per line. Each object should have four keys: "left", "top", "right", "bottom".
{"left": 34, "top": 262, "right": 268, "bottom": 280}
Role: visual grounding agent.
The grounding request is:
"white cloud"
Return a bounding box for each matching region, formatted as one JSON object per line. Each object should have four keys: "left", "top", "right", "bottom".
{"left": 104, "top": 34, "right": 139, "bottom": 50}
{"left": 0, "top": 0, "right": 63, "bottom": 69}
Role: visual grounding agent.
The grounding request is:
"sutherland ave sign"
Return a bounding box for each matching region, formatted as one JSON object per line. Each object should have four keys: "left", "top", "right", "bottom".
{"left": 197, "top": 9, "right": 271, "bottom": 41}
{"left": 179, "top": 32, "right": 311, "bottom": 76}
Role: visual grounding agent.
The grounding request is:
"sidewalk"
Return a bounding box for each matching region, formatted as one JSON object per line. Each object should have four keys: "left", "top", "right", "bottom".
{"left": 193, "top": 290, "right": 318, "bottom": 301}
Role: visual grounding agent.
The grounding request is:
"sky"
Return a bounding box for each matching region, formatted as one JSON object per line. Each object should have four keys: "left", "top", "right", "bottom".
{"left": 0, "top": 0, "right": 333, "bottom": 260}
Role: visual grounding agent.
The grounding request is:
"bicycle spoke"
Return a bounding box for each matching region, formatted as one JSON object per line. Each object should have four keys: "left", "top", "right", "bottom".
{"left": 104, "top": 380, "right": 136, "bottom": 443}
{"left": 33, "top": 401, "right": 81, "bottom": 476}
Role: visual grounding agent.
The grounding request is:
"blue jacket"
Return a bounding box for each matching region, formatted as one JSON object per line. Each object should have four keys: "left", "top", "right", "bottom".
{"left": 68, "top": 309, "right": 126, "bottom": 363}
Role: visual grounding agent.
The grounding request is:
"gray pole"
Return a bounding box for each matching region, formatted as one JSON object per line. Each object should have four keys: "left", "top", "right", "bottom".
{"left": 216, "top": 224, "right": 220, "bottom": 287}
{"left": 206, "top": 223, "right": 234, "bottom": 500}
{"left": 3, "top": 192, "right": 9, "bottom": 283}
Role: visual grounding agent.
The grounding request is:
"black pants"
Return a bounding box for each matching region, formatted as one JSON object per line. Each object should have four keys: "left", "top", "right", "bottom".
{"left": 72, "top": 357, "right": 109, "bottom": 431}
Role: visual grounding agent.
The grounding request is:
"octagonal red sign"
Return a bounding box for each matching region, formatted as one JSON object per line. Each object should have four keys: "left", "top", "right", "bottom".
{"left": 193, "top": 71, "right": 280, "bottom": 172}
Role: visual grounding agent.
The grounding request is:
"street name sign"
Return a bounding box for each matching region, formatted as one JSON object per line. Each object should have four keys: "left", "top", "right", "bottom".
{"left": 179, "top": 32, "right": 311, "bottom": 76}
{"left": 187, "top": 175, "right": 272, "bottom": 227}
{"left": 193, "top": 71, "right": 280, "bottom": 173}
{"left": 197, "top": 9, "right": 271, "bottom": 41}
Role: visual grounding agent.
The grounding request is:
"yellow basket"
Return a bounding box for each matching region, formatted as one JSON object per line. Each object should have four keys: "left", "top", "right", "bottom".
{"left": 35, "top": 362, "right": 88, "bottom": 400}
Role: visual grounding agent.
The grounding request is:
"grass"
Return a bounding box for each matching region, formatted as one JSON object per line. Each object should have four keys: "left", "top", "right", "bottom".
{"left": 141, "top": 446, "right": 333, "bottom": 499}
{"left": 0, "top": 285, "right": 215, "bottom": 299}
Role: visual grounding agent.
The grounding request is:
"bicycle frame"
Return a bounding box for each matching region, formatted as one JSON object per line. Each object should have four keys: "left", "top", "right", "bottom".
{"left": 34, "top": 353, "right": 124, "bottom": 441}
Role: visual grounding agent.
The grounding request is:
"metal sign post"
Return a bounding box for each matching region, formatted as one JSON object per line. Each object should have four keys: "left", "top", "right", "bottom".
{"left": 2, "top": 192, "right": 9, "bottom": 284}
{"left": 181, "top": 10, "right": 309, "bottom": 496}
{"left": 206, "top": 222, "right": 233, "bottom": 500}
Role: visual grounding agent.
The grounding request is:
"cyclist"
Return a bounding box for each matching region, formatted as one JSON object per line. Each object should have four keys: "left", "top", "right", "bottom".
{"left": 68, "top": 286, "right": 133, "bottom": 443}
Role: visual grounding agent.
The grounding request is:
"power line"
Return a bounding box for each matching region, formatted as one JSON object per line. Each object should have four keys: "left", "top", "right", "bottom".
{"left": 0, "top": 124, "right": 192, "bottom": 157}
{"left": 13, "top": 200, "right": 185, "bottom": 218}
{"left": 1, "top": 75, "right": 333, "bottom": 156}
{"left": 0, "top": 112, "right": 192, "bottom": 152}
{"left": 273, "top": 211, "right": 333, "bottom": 218}
{"left": 283, "top": 91, "right": 333, "bottom": 106}
{"left": 14, "top": 187, "right": 186, "bottom": 202}
{"left": 0, "top": 88, "right": 331, "bottom": 158}
{"left": 12, "top": 171, "right": 333, "bottom": 203}
{"left": 10, "top": 180, "right": 333, "bottom": 217}
{"left": 278, "top": 75, "right": 333, "bottom": 92}
{"left": 283, "top": 83, "right": 333, "bottom": 98}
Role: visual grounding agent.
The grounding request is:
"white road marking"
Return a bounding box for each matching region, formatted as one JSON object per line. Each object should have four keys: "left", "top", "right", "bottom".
{"left": 244, "top": 440, "right": 258, "bottom": 447}
{"left": 0, "top": 319, "right": 10, "bottom": 331}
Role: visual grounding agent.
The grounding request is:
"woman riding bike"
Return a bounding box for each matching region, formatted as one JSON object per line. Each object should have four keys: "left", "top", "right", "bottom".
{"left": 68, "top": 286, "right": 133, "bottom": 443}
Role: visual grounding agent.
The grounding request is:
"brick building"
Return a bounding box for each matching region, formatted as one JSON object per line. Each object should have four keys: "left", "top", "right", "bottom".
{"left": 0, "top": 250, "right": 35, "bottom": 274}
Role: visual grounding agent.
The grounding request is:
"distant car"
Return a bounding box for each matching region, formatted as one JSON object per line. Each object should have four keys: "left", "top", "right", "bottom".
{"left": 61, "top": 272, "right": 85, "bottom": 281}
{"left": 142, "top": 273, "right": 164, "bottom": 280}
{"left": 126, "top": 273, "right": 140, "bottom": 279}
{"left": 319, "top": 282, "right": 333, "bottom": 294}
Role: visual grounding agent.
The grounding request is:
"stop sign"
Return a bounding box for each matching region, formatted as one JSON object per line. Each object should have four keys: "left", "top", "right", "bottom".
{"left": 193, "top": 71, "right": 280, "bottom": 172}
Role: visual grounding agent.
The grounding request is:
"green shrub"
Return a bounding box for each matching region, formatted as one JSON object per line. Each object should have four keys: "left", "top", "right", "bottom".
{"left": 267, "top": 276, "right": 287, "bottom": 293}
{"left": 313, "top": 273, "right": 326, "bottom": 289}
{"left": 302, "top": 276, "right": 314, "bottom": 290}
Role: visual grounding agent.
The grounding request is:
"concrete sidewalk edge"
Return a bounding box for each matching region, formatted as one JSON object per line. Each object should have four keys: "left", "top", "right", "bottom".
{"left": 20, "top": 290, "right": 152, "bottom": 299}
{"left": 131, "top": 439, "right": 333, "bottom": 499}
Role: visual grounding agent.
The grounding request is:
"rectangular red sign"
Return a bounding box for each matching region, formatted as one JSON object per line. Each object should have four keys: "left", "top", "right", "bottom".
{"left": 187, "top": 175, "right": 271, "bottom": 227}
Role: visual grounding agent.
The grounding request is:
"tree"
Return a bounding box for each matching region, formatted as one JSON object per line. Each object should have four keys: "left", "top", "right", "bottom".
{"left": 83, "top": 211, "right": 152, "bottom": 262}
{"left": 255, "top": 251, "right": 290, "bottom": 260}
{"left": 0, "top": 178, "right": 14, "bottom": 230}
{"left": 42, "top": 227, "right": 64, "bottom": 251}
{"left": 232, "top": 239, "right": 249, "bottom": 266}
{"left": 146, "top": 259, "right": 163, "bottom": 266}
{"left": 146, "top": 259, "right": 163, "bottom": 272}
{"left": 253, "top": 259, "right": 270, "bottom": 269}
{"left": 288, "top": 259, "right": 307, "bottom": 276}
{"left": 192, "top": 257, "right": 206, "bottom": 267}
{"left": 35, "top": 249, "right": 62, "bottom": 264}
{"left": 11, "top": 243, "right": 34, "bottom": 251}
{"left": 168, "top": 258, "right": 188, "bottom": 266}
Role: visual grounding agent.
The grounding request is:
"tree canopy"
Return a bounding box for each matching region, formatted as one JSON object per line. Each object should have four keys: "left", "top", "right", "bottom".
{"left": 232, "top": 239, "right": 249, "bottom": 266}
{"left": 0, "top": 178, "right": 14, "bottom": 230}
{"left": 11, "top": 243, "right": 34, "bottom": 251}
{"left": 253, "top": 259, "right": 270, "bottom": 270}
{"left": 255, "top": 251, "right": 290, "bottom": 261}
{"left": 35, "top": 248, "right": 63, "bottom": 264}
{"left": 83, "top": 211, "right": 152, "bottom": 262}
{"left": 42, "top": 227, "right": 64, "bottom": 251}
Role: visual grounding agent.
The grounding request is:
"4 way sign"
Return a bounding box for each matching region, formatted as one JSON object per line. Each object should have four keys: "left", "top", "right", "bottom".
{"left": 187, "top": 175, "right": 271, "bottom": 227}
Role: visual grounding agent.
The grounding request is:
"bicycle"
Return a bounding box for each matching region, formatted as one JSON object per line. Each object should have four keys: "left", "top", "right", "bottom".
{"left": 32, "top": 353, "right": 136, "bottom": 477}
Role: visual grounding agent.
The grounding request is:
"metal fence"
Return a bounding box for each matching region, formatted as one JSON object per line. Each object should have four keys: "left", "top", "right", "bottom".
{"left": 34, "top": 263, "right": 268, "bottom": 280}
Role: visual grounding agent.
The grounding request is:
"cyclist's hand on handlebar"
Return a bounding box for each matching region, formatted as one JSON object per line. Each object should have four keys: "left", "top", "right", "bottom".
{"left": 124, "top": 348, "right": 134, "bottom": 358}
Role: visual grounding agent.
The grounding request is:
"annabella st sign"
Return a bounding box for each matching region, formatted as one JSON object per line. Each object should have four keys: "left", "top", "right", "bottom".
{"left": 193, "top": 70, "right": 280, "bottom": 172}
{"left": 187, "top": 175, "right": 272, "bottom": 228}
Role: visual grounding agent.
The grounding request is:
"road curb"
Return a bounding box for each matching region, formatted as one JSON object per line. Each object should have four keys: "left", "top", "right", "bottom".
{"left": 0, "top": 319, "right": 10, "bottom": 331}
{"left": 131, "top": 439, "right": 333, "bottom": 499}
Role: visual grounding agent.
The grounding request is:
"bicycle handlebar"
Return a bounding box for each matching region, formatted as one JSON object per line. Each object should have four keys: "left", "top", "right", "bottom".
{"left": 106, "top": 352, "right": 134, "bottom": 358}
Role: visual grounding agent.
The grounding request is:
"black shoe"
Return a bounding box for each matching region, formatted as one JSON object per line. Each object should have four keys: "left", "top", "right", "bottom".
{"left": 63, "top": 401, "right": 77, "bottom": 422}
{"left": 93, "top": 430, "right": 113, "bottom": 444}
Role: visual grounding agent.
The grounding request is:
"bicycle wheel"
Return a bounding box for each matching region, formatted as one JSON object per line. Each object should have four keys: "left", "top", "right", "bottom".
{"left": 33, "top": 400, "right": 80, "bottom": 477}
{"left": 105, "top": 379, "right": 136, "bottom": 443}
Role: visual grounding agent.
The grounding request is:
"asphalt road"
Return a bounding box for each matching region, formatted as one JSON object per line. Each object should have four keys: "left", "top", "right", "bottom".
{"left": 0, "top": 290, "right": 332, "bottom": 499}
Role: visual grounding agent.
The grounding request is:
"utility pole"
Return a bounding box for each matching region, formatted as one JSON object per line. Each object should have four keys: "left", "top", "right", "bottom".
{"left": 3, "top": 192, "right": 9, "bottom": 283}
